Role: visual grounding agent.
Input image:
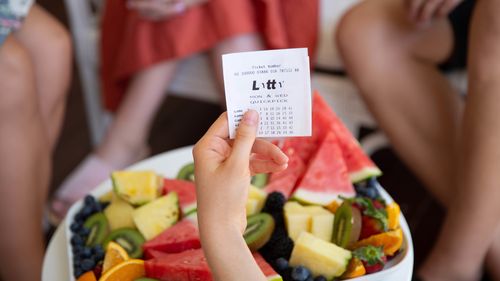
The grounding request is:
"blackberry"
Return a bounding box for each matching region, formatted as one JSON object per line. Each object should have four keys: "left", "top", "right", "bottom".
{"left": 260, "top": 232, "right": 294, "bottom": 261}
{"left": 262, "top": 192, "right": 286, "bottom": 214}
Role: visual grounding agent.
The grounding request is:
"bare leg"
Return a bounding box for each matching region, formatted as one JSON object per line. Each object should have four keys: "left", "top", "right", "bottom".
{"left": 421, "top": 1, "right": 500, "bottom": 280}
{"left": 14, "top": 4, "right": 72, "bottom": 150}
{"left": 96, "top": 61, "right": 178, "bottom": 167}
{"left": 209, "top": 33, "right": 264, "bottom": 102}
{"left": 337, "top": 0, "right": 462, "bottom": 206}
{"left": 0, "top": 36, "right": 50, "bottom": 281}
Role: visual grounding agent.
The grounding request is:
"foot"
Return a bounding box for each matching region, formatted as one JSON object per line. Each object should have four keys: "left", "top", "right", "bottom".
{"left": 49, "top": 147, "right": 149, "bottom": 224}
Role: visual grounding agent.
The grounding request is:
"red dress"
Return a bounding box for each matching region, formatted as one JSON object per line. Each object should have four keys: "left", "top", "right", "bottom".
{"left": 100, "top": 0, "right": 318, "bottom": 111}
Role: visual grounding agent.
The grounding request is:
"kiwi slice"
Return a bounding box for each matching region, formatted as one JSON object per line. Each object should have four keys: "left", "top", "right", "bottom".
{"left": 176, "top": 163, "right": 195, "bottom": 181}
{"left": 251, "top": 174, "right": 269, "bottom": 188}
{"left": 83, "top": 213, "right": 110, "bottom": 247}
{"left": 332, "top": 202, "right": 362, "bottom": 248}
{"left": 102, "top": 228, "right": 145, "bottom": 258}
{"left": 244, "top": 213, "right": 275, "bottom": 251}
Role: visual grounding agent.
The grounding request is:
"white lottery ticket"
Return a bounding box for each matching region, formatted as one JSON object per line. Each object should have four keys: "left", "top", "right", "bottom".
{"left": 222, "top": 48, "right": 312, "bottom": 139}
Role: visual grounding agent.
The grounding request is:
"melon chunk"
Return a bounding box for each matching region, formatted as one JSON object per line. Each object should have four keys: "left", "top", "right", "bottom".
{"left": 290, "top": 232, "right": 351, "bottom": 279}
{"left": 132, "top": 192, "right": 179, "bottom": 241}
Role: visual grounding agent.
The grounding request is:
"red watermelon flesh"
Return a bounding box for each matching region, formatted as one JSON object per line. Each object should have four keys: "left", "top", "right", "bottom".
{"left": 265, "top": 143, "right": 306, "bottom": 198}
{"left": 292, "top": 132, "right": 355, "bottom": 206}
{"left": 312, "top": 92, "right": 382, "bottom": 182}
{"left": 163, "top": 179, "right": 197, "bottom": 215}
{"left": 145, "top": 249, "right": 213, "bottom": 281}
{"left": 144, "top": 249, "right": 169, "bottom": 260}
{"left": 143, "top": 220, "right": 201, "bottom": 258}
{"left": 145, "top": 249, "right": 283, "bottom": 281}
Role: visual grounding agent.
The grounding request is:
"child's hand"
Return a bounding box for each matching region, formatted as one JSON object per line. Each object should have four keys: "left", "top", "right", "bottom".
{"left": 193, "top": 111, "right": 288, "bottom": 234}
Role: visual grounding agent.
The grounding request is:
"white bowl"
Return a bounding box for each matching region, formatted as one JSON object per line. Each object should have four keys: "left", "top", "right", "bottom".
{"left": 64, "top": 146, "right": 414, "bottom": 281}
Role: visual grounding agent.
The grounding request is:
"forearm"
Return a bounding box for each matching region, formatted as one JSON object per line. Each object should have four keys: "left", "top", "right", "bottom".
{"left": 200, "top": 223, "right": 267, "bottom": 281}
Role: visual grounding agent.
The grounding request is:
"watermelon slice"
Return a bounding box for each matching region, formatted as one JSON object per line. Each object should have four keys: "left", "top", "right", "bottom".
{"left": 143, "top": 220, "right": 201, "bottom": 258}
{"left": 145, "top": 249, "right": 283, "bottom": 281}
{"left": 292, "top": 132, "right": 356, "bottom": 205}
{"left": 144, "top": 249, "right": 169, "bottom": 260}
{"left": 312, "top": 92, "right": 382, "bottom": 182}
{"left": 163, "top": 179, "right": 197, "bottom": 215}
{"left": 264, "top": 143, "right": 306, "bottom": 198}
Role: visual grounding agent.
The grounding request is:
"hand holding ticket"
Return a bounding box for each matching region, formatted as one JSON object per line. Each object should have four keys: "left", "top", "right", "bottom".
{"left": 222, "top": 48, "right": 312, "bottom": 138}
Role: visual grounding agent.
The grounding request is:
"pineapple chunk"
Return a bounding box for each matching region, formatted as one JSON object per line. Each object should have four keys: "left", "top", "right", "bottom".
{"left": 246, "top": 185, "right": 267, "bottom": 215}
{"left": 104, "top": 196, "right": 136, "bottom": 231}
{"left": 132, "top": 192, "right": 179, "bottom": 240}
{"left": 284, "top": 202, "right": 334, "bottom": 242}
{"left": 290, "top": 232, "right": 351, "bottom": 279}
{"left": 112, "top": 171, "right": 161, "bottom": 205}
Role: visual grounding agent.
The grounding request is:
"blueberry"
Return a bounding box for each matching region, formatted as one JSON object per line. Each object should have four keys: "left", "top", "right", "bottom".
{"left": 313, "top": 276, "right": 327, "bottom": 281}
{"left": 80, "top": 205, "right": 93, "bottom": 218}
{"left": 74, "top": 212, "right": 84, "bottom": 223}
{"left": 274, "top": 257, "right": 289, "bottom": 272}
{"left": 84, "top": 195, "right": 96, "bottom": 206}
{"left": 74, "top": 267, "right": 83, "bottom": 278}
{"left": 71, "top": 234, "right": 85, "bottom": 246}
{"left": 70, "top": 222, "right": 82, "bottom": 233}
{"left": 79, "top": 227, "right": 90, "bottom": 237}
{"left": 81, "top": 258, "right": 95, "bottom": 272}
{"left": 81, "top": 247, "right": 92, "bottom": 258}
{"left": 92, "top": 245, "right": 105, "bottom": 260}
{"left": 72, "top": 244, "right": 84, "bottom": 254}
{"left": 305, "top": 277, "right": 314, "bottom": 281}
{"left": 291, "top": 266, "right": 311, "bottom": 281}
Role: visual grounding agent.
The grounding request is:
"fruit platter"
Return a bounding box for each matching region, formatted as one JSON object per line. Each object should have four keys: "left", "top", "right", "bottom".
{"left": 60, "top": 93, "right": 413, "bottom": 281}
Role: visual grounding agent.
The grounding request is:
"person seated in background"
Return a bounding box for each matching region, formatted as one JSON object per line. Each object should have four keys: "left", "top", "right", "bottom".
{"left": 336, "top": 0, "right": 500, "bottom": 280}
{"left": 194, "top": 110, "right": 288, "bottom": 281}
{"left": 50, "top": 0, "right": 267, "bottom": 219}
{"left": 0, "top": 1, "right": 72, "bottom": 280}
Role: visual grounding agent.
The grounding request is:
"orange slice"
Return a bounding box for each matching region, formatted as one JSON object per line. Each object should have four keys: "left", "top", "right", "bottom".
{"left": 352, "top": 228, "right": 404, "bottom": 256}
{"left": 386, "top": 202, "right": 401, "bottom": 230}
{"left": 102, "top": 241, "right": 130, "bottom": 274}
{"left": 76, "top": 271, "right": 97, "bottom": 281}
{"left": 99, "top": 259, "right": 145, "bottom": 281}
{"left": 341, "top": 257, "right": 366, "bottom": 279}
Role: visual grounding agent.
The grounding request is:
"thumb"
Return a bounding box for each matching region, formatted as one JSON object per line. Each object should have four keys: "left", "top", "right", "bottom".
{"left": 229, "top": 110, "right": 259, "bottom": 165}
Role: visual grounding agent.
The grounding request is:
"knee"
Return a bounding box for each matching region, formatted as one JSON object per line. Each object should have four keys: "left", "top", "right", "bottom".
{"left": 0, "top": 38, "right": 38, "bottom": 116}
{"left": 336, "top": 0, "right": 406, "bottom": 67}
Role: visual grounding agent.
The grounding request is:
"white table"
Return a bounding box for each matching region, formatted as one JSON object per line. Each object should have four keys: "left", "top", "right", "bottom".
{"left": 42, "top": 146, "right": 414, "bottom": 281}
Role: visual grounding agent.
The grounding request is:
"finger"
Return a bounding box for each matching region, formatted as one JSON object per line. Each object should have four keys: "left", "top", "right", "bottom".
{"left": 250, "top": 159, "right": 288, "bottom": 175}
{"left": 418, "top": 0, "right": 442, "bottom": 23}
{"left": 436, "top": 0, "right": 458, "bottom": 17}
{"left": 252, "top": 139, "right": 288, "bottom": 165}
{"left": 229, "top": 110, "right": 259, "bottom": 165}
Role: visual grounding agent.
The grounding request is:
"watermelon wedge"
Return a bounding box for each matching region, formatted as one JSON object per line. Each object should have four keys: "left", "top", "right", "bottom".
{"left": 264, "top": 142, "right": 306, "bottom": 198}
{"left": 144, "top": 249, "right": 169, "bottom": 260}
{"left": 312, "top": 92, "right": 382, "bottom": 182}
{"left": 143, "top": 220, "right": 201, "bottom": 258}
{"left": 292, "top": 132, "right": 356, "bottom": 206}
{"left": 163, "top": 179, "right": 197, "bottom": 215}
{"left": 145, "top": 249, "right": 283, "bottom": 281}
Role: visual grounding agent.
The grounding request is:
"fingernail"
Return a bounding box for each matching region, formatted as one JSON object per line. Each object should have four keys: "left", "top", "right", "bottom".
{"left": 243, "top": 110, "right": 258, "bottom": 126}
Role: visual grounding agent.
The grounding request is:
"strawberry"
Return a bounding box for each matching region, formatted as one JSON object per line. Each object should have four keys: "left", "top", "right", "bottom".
{"left": 353, "top": 246, "right": 387, "bottom": 274}
{"left": 360, "top": 215, "right": 385, "bottom": 239}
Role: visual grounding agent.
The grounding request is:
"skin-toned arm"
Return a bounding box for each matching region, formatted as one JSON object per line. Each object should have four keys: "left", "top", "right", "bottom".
{"left": 420, "top": 1, "right": 500, "bottom": 280}
{"left": 193, "top": 111, "right": 288, "bottom": 281}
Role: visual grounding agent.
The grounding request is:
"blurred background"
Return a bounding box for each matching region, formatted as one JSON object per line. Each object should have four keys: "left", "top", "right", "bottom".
{"left": 40, "top": 0, "right": 470, "bottom": 275}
